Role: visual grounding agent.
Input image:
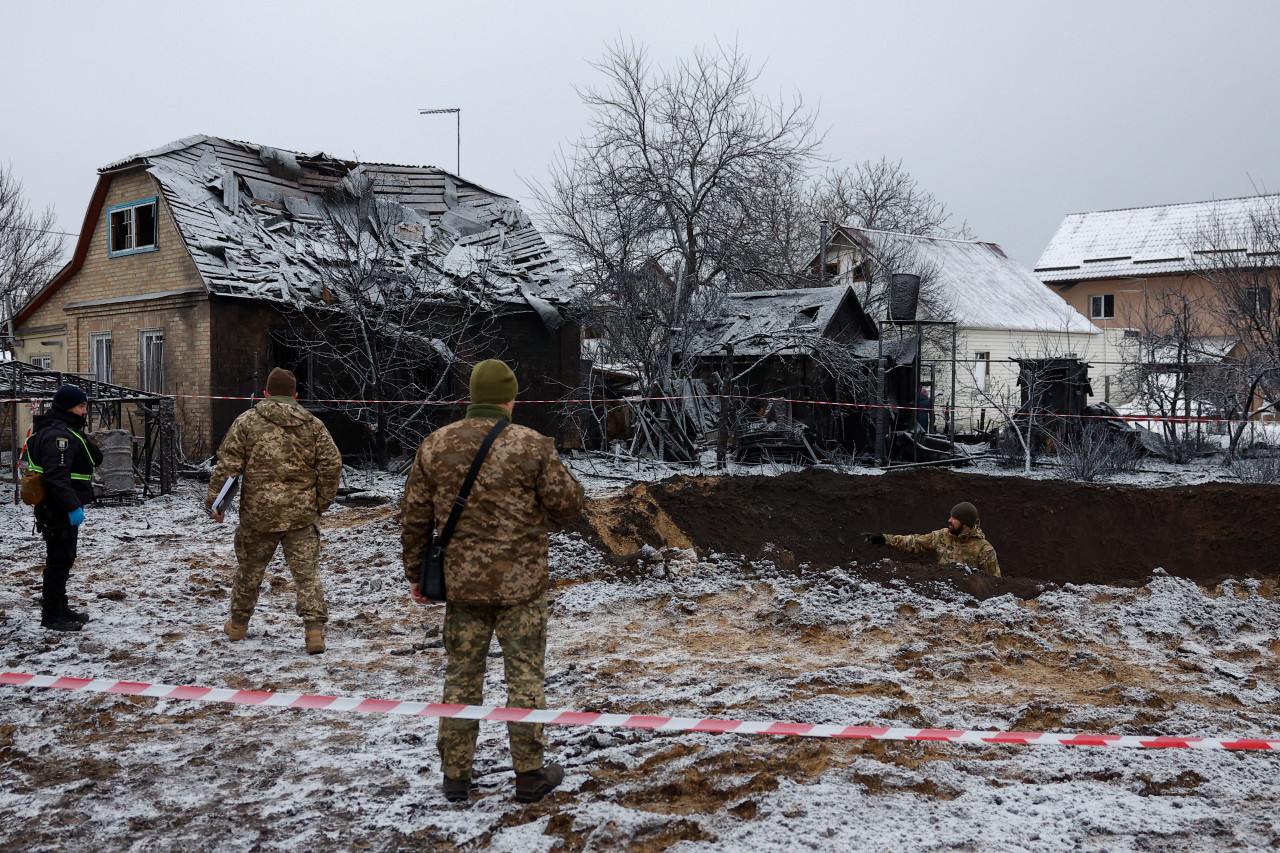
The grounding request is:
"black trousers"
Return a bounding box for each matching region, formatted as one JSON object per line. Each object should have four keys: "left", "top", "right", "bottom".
{"left": 35, "top": 505, "right": 78, "bottom": 618}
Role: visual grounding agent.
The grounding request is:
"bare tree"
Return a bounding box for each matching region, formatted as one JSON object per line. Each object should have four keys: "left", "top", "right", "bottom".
{"left": 1, "top": 163, "right": 66, "bottom": 352}
{"left": 1185, "top": 195, "right": 1280, "bottom": 460}
{"left": 271, "top": 173, "right": 500, "bottom": 468}
{"left": 534, "top": 41, "right": 970, "bottom": 460}
{"left": 533, "top": 40, "right": 819, "bottom": 380}
{"left": 810, "top": 158, "right": 969, "bottom": 239}
{"left": 1123, "top": 286, "right": 1219, "bottom": 464}
{"left": 743, "top": 158, "right": 969, "bottom": 299}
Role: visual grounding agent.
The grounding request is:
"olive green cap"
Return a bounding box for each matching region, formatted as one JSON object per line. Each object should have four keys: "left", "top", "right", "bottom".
{"left": 951, "top": 502, "right": 979, "bottom": 528}
{"left": 469, "top": 359, "right": 518, "bottom": 405}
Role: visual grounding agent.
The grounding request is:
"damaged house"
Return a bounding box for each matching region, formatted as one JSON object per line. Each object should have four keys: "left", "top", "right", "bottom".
{"left": 11, "top": 136, "right": 579, "bottom": 458}
{"left": 684, "top": 285, "right": 906, "bottom": 460}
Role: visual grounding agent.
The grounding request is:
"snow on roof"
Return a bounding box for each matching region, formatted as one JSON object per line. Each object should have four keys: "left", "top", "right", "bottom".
{"left": 1034, "top": 194, "right": 1280, "bottom": 283}
{"left": 839, "top": 227, "right": 1098, "bottom": 334}
{"left": 690, "top": 285, "right": 865, "bottom": 357}
{"left": 101, "top": 136, "right": 573, "bottom": 315}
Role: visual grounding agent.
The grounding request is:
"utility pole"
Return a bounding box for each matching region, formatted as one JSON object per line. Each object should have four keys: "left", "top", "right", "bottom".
{"left": 418, "top": 107, "right": 461, "bottom": 174}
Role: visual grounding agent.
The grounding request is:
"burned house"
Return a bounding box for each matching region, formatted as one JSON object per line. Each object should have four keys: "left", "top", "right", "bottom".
{"left": 684, "top": 285, "right": 910, "bottom": 459}
{"left": 11, "top": 135, "right": 580, "bottom": 458}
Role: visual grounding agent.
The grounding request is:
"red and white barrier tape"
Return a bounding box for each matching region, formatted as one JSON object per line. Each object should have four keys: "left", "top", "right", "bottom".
{"left": 3, "top": 672, "right": 1277, "bottom": 751}
{"left": 3, "top": 392, "right": 1272, "bottom": 427}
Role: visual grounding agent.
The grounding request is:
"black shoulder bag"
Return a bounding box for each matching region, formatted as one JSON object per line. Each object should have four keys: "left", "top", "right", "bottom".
{"left": 420, "top": 420, "right": 508, "bottom": 602}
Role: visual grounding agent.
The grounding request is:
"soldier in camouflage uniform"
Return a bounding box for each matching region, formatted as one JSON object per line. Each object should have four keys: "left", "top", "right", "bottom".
{"left": 863, "top": 501, "right": 1001, "bottom": 577}
{"left": 402, "top": 359, "right": 584, "bottom": 804}
{"left": 206, "top": 368, "right": 343, "bottom": 654}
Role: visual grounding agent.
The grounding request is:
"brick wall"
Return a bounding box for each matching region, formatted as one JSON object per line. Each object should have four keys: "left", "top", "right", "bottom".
{"left": 13, "top": 168, "right": 214, "bottom": 457}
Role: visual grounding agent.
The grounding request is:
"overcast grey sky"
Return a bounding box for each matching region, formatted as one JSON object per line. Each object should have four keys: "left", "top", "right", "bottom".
{"left": 4, "top": 0, "right": 1278, "bottom": 267}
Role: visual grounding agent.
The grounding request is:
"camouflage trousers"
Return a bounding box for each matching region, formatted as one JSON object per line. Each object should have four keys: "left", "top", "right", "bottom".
{"left": 231, "top": 522, "right": 327, "bottom": 625}
{"left": 438, "top": 597, "right": 548, "bottom": 778}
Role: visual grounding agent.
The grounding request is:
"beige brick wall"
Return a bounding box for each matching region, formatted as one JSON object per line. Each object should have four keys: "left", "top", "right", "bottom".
{"left": 14, "top": 167, "right": 214, "bottom": 457}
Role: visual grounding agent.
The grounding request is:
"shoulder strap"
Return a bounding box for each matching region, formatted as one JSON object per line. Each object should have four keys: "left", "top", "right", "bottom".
{"left": 437, "top": 420, "right": 508, "bottom": 551}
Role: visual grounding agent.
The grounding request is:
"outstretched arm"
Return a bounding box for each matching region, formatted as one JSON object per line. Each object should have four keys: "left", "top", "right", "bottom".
{"left": 885, "top": 531, "right": 943, "bottom": 556}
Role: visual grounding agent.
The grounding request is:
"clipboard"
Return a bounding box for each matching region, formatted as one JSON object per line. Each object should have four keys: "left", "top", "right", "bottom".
{"left": 212, "top": 476, "right": 240, "bottom": 515}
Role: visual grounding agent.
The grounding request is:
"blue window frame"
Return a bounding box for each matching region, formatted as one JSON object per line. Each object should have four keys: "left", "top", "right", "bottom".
{"left": 107, "top": 197, "right": 159, "bottom": 257}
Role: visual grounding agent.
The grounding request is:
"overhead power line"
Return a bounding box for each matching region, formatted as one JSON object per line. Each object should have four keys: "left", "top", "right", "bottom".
{"left": 4, "top": 224, "right": 78, "bottom": 237}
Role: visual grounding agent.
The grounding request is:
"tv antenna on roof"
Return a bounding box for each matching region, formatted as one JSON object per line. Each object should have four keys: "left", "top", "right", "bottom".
{"left": 418, "top": 107, "right": 461, "bottom": 175}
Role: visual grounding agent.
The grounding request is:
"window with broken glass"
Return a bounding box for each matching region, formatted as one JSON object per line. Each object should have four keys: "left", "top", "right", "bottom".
{"left": 107, "top": 197, "right": 158, "bottom": 257}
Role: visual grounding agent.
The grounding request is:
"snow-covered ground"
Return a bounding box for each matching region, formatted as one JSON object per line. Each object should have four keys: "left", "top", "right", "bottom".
{"left": 1, "top": 467, "right": 1278, "bottom": 851}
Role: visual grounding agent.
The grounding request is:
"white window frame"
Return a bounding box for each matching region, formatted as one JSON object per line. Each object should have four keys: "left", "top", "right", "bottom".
{"left": 31, "top": 355, "right": 52, "bottom": 370}
{"left": 1090, "top": 294, "right": 1114, "bottom": 319}
{"left": 139, "top": 328, "right": 164, "bottom": 393}
{"left": 974, "top": 351, "right": 991, "bottom": 392}
{"left": 89, "top": 331, "right": 113, "bottom": 384}
{"left": 107, "top": 197, "right": 159, "bottom": 257}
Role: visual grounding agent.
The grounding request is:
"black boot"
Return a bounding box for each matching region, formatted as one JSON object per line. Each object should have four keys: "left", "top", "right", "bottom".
{"left": 514, "top": 763, "right": 563, "bottom": 803}
{"left": 62, "top": 603, "right": 90, "bottom": 624}
{"left": 41, "top": 605, "right": 82, "bottom": 632}
{"left": 442, "top": 775, "right": 472, "bottom": 803}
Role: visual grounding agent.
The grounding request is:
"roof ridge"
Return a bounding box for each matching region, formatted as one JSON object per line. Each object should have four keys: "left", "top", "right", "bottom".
{"left": 101, "top": 133, "right": 474, "bottom": 183}
{"left": 838, "top": 225, "right": 989, "bottom": 247}
{"left": 1064, "top": 192, "right": 1280, "bottom": 218}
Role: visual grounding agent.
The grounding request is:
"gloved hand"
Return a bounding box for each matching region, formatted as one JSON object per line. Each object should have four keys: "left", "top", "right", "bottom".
{"left": 861, "top": 532, "right": 885, "bottom": 546}
{"left": 68, "top": 507, "right": 85, "bottom": 526}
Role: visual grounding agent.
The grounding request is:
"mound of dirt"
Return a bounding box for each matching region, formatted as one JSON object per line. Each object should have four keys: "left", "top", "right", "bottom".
{"left": 583, "top": 468, "right": 1280, "bottom": 587}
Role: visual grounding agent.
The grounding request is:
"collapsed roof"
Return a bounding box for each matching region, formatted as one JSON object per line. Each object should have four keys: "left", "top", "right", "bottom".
{"left": 98, "top": 135, "right": 576, "bottom": 324}
{"left": 689, "top": 285, "right": 876, "bottom": 358}
{"left": 1034, "top": 194, "right": 1280, "bottom": 283}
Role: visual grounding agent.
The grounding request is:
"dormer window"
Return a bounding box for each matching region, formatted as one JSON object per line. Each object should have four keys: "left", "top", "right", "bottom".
{"left": 108, "top": 197, "right": 158, "bottom": 257}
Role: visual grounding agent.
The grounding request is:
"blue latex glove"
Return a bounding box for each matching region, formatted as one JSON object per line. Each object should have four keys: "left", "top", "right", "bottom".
{"left": 68, "top": 507, "right": 85, "bottom": 526}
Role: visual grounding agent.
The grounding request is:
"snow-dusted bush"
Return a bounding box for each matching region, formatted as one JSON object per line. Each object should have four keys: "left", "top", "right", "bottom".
{"left": 1229, "top": 447, "right": 1280, "bottom": 484}
{"left": 1055, "top": 424, "right": 1142, "bottom": 482}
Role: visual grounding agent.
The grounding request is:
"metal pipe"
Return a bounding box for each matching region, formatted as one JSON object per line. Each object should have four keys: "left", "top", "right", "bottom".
{"left": 949, "top": 323, "right": 957, "bottom": 449}
{"left": 819, "top": 220, "right": 829, "bottom": 284}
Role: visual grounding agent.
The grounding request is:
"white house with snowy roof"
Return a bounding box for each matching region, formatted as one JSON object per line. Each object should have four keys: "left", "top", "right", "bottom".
{"left": 819, "top": 226, "right": 1109, "bottom": 428}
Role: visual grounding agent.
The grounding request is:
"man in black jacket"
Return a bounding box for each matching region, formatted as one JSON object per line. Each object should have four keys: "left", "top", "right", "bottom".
{"left": 25, "top": 385, "right": 102, "bottom": 631}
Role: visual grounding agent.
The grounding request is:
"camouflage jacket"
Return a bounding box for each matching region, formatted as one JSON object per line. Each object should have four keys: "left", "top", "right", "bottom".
{"left": 401, "top": 408, "right": 584, "bottom": 606}
{"left": 886, "top": 526, "right": 1001, "bottom": 577}
{"left": 205, "top": 397, "right": 342, "bottom": 533}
